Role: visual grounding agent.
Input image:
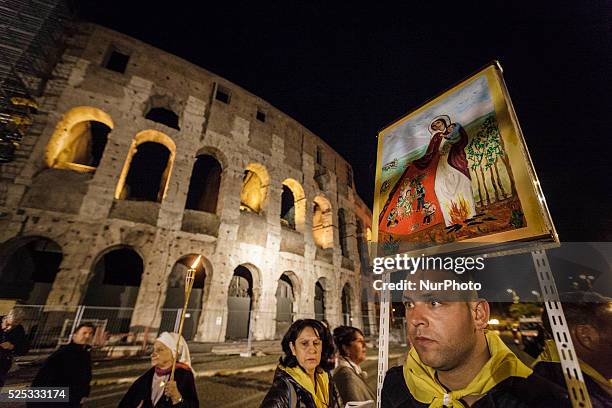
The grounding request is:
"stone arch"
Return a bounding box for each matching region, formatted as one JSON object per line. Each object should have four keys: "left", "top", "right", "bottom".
{"left": 45, "top": 106, "right": 113, "bottom": 172}
{"left": 0, "top": 236, "right": 63, "bottom": 304}
{"left": 185, "top": 154, "right": 222, "bottom": 213}
{"left": 341, "top": 282, "right": 354, "bottom": 326}
{"left": 314, "top": 277, "right": 328, "bottom": 321}
{"left": 226, "top": 263, "right": 261, "bottom": 340}
{"left": 115, "top": 130, "right": 176, "bottom": 202}
{"left": 275, "top": 272, "right": 300, "bottom": 339}
{"left": 313, "top": 195, "right": 333, "bottom": 248}
{"left": 82, "top": 245, "right": 144, "bottom": 334}
{"left": 281, "top": 178, "right": 306, "bottom": 232}
{"left": 160, "top": 254, "right": 207, "bottom": 340}
{"left": 240, "top": 163, "right": 270, "bottom": 214}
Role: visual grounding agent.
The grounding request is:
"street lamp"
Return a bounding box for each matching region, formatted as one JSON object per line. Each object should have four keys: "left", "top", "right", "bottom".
{"left": 531, "top": 290, "right": 542, "bottom": 302}
{"left": 506, "top": 288, "right": 520, "bottom": 304}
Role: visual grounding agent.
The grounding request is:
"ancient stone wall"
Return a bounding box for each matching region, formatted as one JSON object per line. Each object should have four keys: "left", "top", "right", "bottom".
{"left": 0, "top": 23, "right": 373, "bottom": 341}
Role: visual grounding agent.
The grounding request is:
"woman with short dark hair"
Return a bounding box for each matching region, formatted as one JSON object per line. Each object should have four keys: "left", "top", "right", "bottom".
{"left": 332, "top": 326, "right": 375, "bottom": 405}
{"left": 260, "top": 319, "right": 341, "bottom": 408}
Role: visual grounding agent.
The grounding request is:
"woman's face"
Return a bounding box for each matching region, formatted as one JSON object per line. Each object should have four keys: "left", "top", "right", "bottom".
{"left": 344, "top": 332, "right": 367, "bottom": 365}
{"left": 431, "top": 119, "right": 446, "bottom": 132}
{"left": 151, "top": 340, "right": 174, "bottom": 369}
{"left": 290, "top": 326, "right": 322, "bottom": 375}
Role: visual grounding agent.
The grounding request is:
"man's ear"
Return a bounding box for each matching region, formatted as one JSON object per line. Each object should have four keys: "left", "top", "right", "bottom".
{"left": 574, "top": 324, "right": 599, "bottom": 351}
{"left": 471, "top": 300, "right": 490, "bottom": 330}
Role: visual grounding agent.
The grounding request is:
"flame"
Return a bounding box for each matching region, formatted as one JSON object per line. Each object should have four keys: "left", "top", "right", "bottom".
{"left": 190, "top": 255, "right": 202, "bottom": 269}
{"left": 448, "top": 196, "right": 470, "bottom": 225}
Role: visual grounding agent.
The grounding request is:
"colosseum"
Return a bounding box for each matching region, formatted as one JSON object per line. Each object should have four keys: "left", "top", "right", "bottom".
{"left": 0, "top": 23, "right": 376, "bottom": 344}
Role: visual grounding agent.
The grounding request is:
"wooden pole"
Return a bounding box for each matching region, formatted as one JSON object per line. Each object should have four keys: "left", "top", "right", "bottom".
{"left": 170, "top": 255, "right": 200, "bottom": 381}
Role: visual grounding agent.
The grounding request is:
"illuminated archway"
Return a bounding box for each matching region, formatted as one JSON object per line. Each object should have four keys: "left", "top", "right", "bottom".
{"left": 115, "top": 130, "right": 176, "bottom": 202}
{"left": 45, "top": 106, "right": 113, "bottom": 172}
{"left": 240, "top": 163, "right": 269, "bottom": 213}
{"left": 313, "top": 196, "right": 333, "bottom": 248}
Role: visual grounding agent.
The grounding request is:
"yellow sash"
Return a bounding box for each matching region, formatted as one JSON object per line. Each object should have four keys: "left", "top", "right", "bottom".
{"left": 403, "top": 331, "right": 532, "bottom": 407}
{"left": 281, "top": 365, "right": 330, "bottom": 408}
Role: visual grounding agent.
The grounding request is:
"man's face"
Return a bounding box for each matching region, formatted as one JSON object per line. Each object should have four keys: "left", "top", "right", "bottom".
{"left": 72, "top": 326, "right": 94, "bottom": 345}
{"left": 404, "top": 271, "right": 486, "bottom": 371}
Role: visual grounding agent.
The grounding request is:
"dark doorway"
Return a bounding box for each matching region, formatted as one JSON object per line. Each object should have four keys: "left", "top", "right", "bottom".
{"left": 280, "top": 185, "right": 295, "bottom": 229}
{"left": 0, "top": 237, "right": 62, "bottom": 304}
{"left": 275, "top": 274, "right": 294, "bottom": 339}
{"left": 226, "top": 266, "right": 253, "bottom": 340}
{"left": 314, "top": 281, "right": 325, "bottom": 321}
{"left": 342, "top": 284, "right": 351, "bottom": 325}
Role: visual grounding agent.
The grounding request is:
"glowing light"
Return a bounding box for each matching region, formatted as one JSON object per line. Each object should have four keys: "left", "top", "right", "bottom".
{"left": 488, "top": 318, "right": 500, "bottom": 325}
{"left": 191, "top": 255, "right": 202, "bottom": 269}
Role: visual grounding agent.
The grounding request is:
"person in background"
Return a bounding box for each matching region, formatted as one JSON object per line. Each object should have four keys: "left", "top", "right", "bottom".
{"left": 119, "top": 332, "right": 198, "bottom": 407}
{"left": 260, "top": 319, "right": 341, "bottom": 408}
{"left": 533, "top": 291, "right": 612, "bottom": 408}
{"left": 0, "top": 307, "right": 28, "bottom": 387}
{"left": 332, "top": 326, "right": 376, "bottom": 405}
{"left": 28, "top": 323, "right": 94, "bottom": 407}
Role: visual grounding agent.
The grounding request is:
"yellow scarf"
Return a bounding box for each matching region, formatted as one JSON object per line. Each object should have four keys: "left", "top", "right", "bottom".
{"left": 534, "top": 340, "right": 612, "bottom": 397}
{"left": 403, "top": 331, "right": 532, "bottom": 407}
{"left": 281, "top": 365, "right": 330, "bottom": 408}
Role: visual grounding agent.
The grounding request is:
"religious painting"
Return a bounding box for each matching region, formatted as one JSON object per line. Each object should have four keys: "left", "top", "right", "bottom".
{"left": 373, "top": 62, "right": 557, "bottom": 256}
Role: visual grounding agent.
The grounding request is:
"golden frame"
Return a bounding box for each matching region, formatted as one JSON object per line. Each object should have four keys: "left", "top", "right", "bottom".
{"left": 372, "top": 62, "right": 558, "bottom": 257}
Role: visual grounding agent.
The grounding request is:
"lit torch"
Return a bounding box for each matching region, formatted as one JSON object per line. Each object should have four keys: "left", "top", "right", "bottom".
{"left": 170, "top": 255, "right": 201, "bottom": 381}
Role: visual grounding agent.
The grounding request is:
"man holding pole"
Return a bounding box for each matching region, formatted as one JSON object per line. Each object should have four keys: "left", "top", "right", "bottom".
{"left": 381, "top": 268, "right": 570, "bottom": 408}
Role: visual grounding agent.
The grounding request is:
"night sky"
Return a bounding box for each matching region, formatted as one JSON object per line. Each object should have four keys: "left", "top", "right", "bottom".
{"left": 77, "top": 1, "right": 611, "bottom": 241}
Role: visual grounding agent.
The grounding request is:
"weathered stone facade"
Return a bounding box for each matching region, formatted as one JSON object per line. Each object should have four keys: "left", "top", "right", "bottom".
{"left": 0, "top": 23, "right": 373, "bottom": 342}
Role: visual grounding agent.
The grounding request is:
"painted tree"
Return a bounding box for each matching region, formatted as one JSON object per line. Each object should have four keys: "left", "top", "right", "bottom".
{"left": 466, "top": 115, "right": 516, "bottom": 206}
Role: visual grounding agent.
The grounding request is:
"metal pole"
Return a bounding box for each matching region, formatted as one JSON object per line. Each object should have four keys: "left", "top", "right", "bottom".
{"left": 532, "top": 250, "right": 592, "bottom": 408}
{"left": 376, "top": 272, "right": 390, "bottom": 408}
{"left": 173, "top": 309, "right": 182, "bottom": 333}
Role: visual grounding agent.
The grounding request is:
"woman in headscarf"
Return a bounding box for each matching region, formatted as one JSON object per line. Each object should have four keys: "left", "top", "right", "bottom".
{"left": 0, "top": 308, "right": 27, "bottom": 387}
{"left": 260, "top": 319, "right": 341, "bottom": 408}
{"left": 332, "top": 326, "right": 375, "bottom": 405}
{"left": 119, "top": 332, "right": 198, "bottom": 407}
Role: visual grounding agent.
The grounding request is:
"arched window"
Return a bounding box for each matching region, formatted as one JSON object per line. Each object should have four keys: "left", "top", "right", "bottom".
{"left": 185, "top": 154, "right": 222, "bottom": 213}
{"left": 313, "top": 196, "right": 333, "bottom": 248}
{"left": 275, "top": 273, "right": 295, "bottom": 338}
{"left": 280, "top": 178, "right": 306, "bottom": 231}
{"left": 45, "top": 107, "right": 113, "bottom": 172}
{"left": 145, "top": 107, "right": 180, "bottom": 130}
{"left": 115, "top": 130, "right": 176, "bottom": 203}
{"left": 240, "top": 163, "right": 269, "bottom": 214}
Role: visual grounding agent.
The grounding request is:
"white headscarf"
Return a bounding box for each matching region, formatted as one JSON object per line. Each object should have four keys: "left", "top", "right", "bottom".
{"left": 156, "top": 332, "right": 192, "bottom": 368}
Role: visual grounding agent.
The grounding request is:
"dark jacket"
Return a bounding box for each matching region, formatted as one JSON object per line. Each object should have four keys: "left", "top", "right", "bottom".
{"left": 118, "top": 366, "right": 199, "bottom": 408}
{"left": 533, "top": 361, "right": 612, "bottom": 408}
{"left": 28, "top": 342, "right": 92, "bottom": 408}
{"left": 0, "top": 321, "right": 27, "bottom": 386}
{"left": 332, "top": 359, "right": 376, "bottom": 404}
{"left": 260, "top": 368, "right": 341, "bottom": 408}
{"left": 381, "top": 365, "right": 571, "bottom": 408}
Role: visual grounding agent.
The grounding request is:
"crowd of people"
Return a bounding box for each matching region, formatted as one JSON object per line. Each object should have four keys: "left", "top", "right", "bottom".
{"left": 1, "top": 269, "right": 610, "bottom": 408}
